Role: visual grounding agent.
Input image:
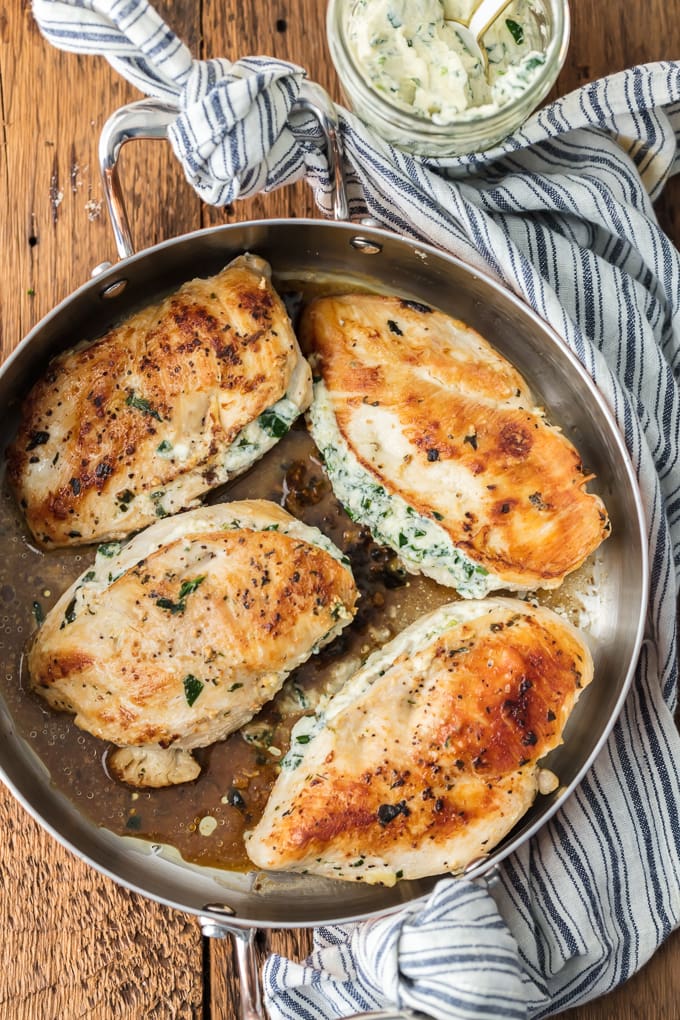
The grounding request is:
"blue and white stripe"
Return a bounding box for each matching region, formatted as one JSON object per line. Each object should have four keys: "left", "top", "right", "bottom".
{"left": 31, "top": 2, "right": 680, "bottom": 1018}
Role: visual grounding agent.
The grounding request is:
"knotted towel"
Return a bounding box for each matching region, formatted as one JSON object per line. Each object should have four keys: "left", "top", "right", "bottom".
{"left": 31, "top": 2, "right": 680, "bottom": 1017}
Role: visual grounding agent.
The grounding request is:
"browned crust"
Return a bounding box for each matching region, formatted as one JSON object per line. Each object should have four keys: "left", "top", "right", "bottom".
{"left": 257, "top": 606, "right": 587, "bottom": 862}
{"left": 7, "top": 261, "right": 297, "bottom": 546}
{"left": 301, "top": 294, "right": 610, "bottom": 588}
{"left": 29, "top": 528, "right": 358, "bottom": 747}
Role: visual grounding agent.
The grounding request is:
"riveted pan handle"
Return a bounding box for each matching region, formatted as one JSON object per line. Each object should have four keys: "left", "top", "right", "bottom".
{"left": 98, "top": 80, "right": 349, "bottom": 261}
{"left": 199, "top": 912, "right": 428, "bottom": 1020}
{"left": 199, "top": 915, "right": 265, "bottom": 1020}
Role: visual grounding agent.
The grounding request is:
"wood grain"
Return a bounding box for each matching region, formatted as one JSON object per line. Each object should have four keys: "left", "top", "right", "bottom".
{"left": 0, "top": 787, "right": 203, "bottom": 1019}
{"left": 0, "top": 0, "right": 679, "bottom": 1018}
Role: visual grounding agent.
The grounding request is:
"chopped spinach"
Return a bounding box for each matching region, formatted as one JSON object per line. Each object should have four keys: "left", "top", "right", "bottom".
{"left": 183, "top": 674, "right": 204, "bottom": 706}
{"left": 98, "top": 541, "right": 122, "bottom": 558}
{"left": 126, "top": 392, "right": 162, "bottom": 421}
{"left": 259, "top": 409, "right": 290, "bottom": 438}
{"left": 505, "top": 18, "right": 524, "bottom": 44}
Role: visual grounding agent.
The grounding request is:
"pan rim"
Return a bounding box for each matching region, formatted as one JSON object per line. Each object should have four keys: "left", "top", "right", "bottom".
{"left": 0, "top": 217, "right": 650, "bottom": 926}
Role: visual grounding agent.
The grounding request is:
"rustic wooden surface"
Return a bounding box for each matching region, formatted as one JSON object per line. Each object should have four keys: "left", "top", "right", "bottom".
{"left": 0, "top": 0, "right": 678, "bottom": 1017}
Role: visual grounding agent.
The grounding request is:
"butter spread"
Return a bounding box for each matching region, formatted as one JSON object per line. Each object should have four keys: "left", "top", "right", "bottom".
{"left": 346, "top": 0, "right": 547, "bottom": 124}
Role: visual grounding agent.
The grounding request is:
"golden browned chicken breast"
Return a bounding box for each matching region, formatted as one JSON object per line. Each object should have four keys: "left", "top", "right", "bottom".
{"left": 302, "top": 294, "right": 610, "bottom": 596}
{"left": 28, "top": 500, "right": 358, "bottom": 787}
{"left": 246, "top": 598, "right": 591, "bottom": 884}
{"left": 7, "top": 255, "right": 311, "bottom": 547}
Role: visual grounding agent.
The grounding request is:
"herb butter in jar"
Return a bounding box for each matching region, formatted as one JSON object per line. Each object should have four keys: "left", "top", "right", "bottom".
{"left": 327, "top": 0, "right": 570, "bottom": 156}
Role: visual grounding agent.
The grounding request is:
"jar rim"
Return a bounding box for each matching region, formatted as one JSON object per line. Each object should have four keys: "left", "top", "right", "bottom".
{"left": 327, "top": 0, "right": 571, "bottom": 142}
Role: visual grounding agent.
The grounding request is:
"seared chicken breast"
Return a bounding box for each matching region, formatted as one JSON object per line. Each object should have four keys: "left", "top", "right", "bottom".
{"left": 246, "top": 598, "right": 592, "bottom": 884}
{"left": 302, "top": 295, "right": 610, "bottom": 596}
{"left": 28, "top": 500, "right": 358, "bottom": 787}
{"left": 8, "top": 255, "right": 311, "bottom": 547}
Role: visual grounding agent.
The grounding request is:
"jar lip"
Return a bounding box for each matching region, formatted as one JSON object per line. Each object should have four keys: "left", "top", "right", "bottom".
{"left": 327, "top": 0, "right": 571, "bottom": 140}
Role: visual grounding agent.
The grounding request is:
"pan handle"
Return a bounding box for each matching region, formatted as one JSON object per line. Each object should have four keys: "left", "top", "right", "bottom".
{"left": 199, "top": 913, "right": 427, "bottom": 1020}
{"left": 199, "top": 916, "right": 265, "bottom": 1020}
{"left": 98, "top": 81, "right": 349, "bottom": 262}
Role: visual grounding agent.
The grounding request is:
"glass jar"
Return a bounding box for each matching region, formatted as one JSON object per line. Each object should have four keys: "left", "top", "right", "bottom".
{"left": 327, "top": 0, "right": 570, "bottom": 157}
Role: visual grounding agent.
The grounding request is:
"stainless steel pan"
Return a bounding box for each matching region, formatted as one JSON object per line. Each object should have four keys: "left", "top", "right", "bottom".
{"left": 0, "top": 86, "right": 648, "bottom": 1019}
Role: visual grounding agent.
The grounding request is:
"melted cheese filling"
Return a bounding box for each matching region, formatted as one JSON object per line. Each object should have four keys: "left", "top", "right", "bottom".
{"left": 346, "top": 0, "right": 547, "bottom": 124}
{"left": 308, "top": 380, "right": 500, "bottom": 598}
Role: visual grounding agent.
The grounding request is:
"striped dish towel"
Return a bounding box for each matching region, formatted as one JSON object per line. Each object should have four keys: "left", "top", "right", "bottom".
{"left": 32, "top": 2, "right": 680, "bottom": 1018}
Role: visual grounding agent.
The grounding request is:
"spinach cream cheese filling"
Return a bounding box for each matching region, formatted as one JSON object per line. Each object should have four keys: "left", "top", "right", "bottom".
{"left": 346, "top": 0, "right": 547, "bottom": 124}
{"left": 308, "top": 380, "right": 498, "bottom": 598}
{"left": 123, "top": 355, "right": 310, "bottom": 524}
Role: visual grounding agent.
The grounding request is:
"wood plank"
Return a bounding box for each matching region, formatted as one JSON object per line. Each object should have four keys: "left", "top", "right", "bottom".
{"left": 210, "top": 930, "right": 313, "bottom": 1019}
{"left": 0, "top": 2, "right": 204, "bottom": 1017}
{"left": 0, "top": 786, "right": 203, "bottom": 1019}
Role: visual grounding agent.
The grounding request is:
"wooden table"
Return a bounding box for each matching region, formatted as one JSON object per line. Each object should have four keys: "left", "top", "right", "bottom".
{"left": 1, "top": 1, "right": 678, "bottom": 1017}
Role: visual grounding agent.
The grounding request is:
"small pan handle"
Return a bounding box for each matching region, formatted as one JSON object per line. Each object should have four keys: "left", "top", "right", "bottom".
{"left": 199, "top": 916, "right": 265, "bottom": 1020}
{"left": 98, "top": 80, "right": 349, "bottom": 261}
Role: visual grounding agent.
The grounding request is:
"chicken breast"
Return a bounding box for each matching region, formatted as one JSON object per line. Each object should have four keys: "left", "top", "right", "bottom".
{"left": 302, "top": 294, "right": 610, "bottom": 596}
{"left": 246, "top": 597, "right": 592, "bottom": 884}
{"left": 7, "top": 255, "right": 312, "bottom": 547}
{"left": 28, "top": 500, "right": 358, "bottom": 787}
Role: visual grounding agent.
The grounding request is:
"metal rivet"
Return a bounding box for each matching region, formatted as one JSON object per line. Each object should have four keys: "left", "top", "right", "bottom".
{"left": 204, "top": 902, "right": 236, "bottom": 916}
{"left": 199, "top": 919, "right": 233, "bottom": 939}
{"left": 100, "top": 278, "right": 128, "bottom": 299}
{"left": 91, "top": 261, "right": 113, "bottom": 278}
{"left": 349, "top": 236, "right": 383, "bottom": 254}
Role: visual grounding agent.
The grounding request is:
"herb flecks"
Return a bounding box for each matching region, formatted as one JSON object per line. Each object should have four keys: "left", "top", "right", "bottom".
{"left": 401, "top": 299, "right": 432, "bottom": 315}
{"left": 157, "top": 575, "right": 206, "bottom": 615}
{"left": 126, "top": 391, "right": 162, "bottom": 421}
{"left": 150, "top": 490, "right": 168, "bottom": 518}
{"left": 60, "top": 595, "right": 78, "bottom": 629}
{"left": 178, "top": 576, "right": 206, "bottom": 600}
{"left": 156, "top": 596, "right": 185, "bottom": 614}
{"left": 183, "top": 674, "right": 204, "bottom": 706}
{"left": 377, "top": 801, "right": 410, "bottom": 825}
